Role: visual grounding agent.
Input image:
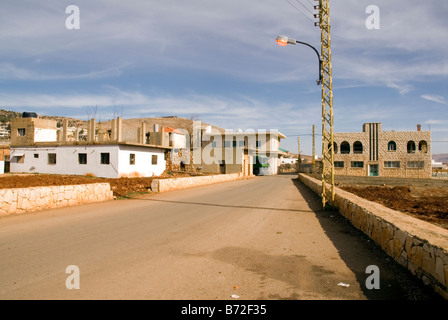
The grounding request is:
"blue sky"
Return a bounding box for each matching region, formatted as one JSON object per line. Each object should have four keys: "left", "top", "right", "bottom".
{"left": 1, "top": 0, "right": 447, "bottom": 155}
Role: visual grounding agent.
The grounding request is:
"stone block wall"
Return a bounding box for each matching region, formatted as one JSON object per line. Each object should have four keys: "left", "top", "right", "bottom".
{"left": 151, "top": 173, "right": 246, "bottom": 193}
{"left": 298, "top": 173, "right": 448, "bottom": 299}
{"left": 0, "top": 183, "right": 114, "bottom": 216}
{"left": 333, "top": 124, "right": 431, "bottom": 178}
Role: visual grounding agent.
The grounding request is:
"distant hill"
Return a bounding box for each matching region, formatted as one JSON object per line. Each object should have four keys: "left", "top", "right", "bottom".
{"left": 0, "top": 109, "right": 21, "bottom": 122}
{"left": 98, "top": 116, "right": 224, "bottom": 134}
{"left": 0, "top": 108, "right": 87, "bottom": 128}
{"left": 433, "top": 154, "right": 448, "bottom": 163}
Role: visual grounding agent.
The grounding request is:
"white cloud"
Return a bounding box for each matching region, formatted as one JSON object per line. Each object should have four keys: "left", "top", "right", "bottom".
{"left": 420, "top": 94, "right": 447, "bottom": 105}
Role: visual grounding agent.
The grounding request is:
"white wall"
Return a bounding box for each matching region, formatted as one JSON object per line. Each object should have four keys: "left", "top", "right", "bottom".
{"left": 170, "top": 133, "right": 187, "bottom": 149}
{"left": 280, "top": 157, "right": 298, "bottom": 164}
{"left": 10, "top": 144, "right": 167, "bottom": 178}
{"left": 0, "top": 160, "right": 4, "bottom": 174}
{"left": 34, "top": 128, "right": 58, "bottom": 142}
{"left": 117, "top": 145, "right": 166, "bottom": 177}
{"left": 10, "top": 145, "right": 120, "bottom": 178}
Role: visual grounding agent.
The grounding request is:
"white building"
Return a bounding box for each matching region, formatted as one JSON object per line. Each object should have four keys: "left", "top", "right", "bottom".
{"left": 10, "top": 144, "right": 167, "bottom": 178}
{"left": 200, "top": 129, "right": 287, "bottom": 176}
{"left": 9, "top": 116, "right": 170, "bottom": 178}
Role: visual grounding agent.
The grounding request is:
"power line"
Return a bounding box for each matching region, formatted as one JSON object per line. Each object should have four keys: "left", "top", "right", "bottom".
{"left": 294, "top": 0, "right": 315, "bottom": 15}
{"left": 284, "top": 0, "right": 315, "bottom": 23}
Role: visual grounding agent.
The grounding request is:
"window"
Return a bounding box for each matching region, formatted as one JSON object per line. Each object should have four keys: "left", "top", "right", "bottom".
{"left": 130, "top": 154, "right": 135, "bottom": 165}
{"left": 353, "top": 141, "right": 363, "bottom": 154}
{"left": 34, "top": 154, "right": 39, "bottom": 158}
{"left": 407, "top": 141, "right": 416, "bottom": 153}
{"left": 17, "top": 128, "right": 26, "bottom": 136}
{"left": 151, "top": 155, "right": 158, "bottom": 165}
{"left": 351, "top": 161, "right": 364, "bottom": 168}
{"left": 328, "top": 142, "right": 338, "bottom": 154}
{"left": 408, "top": 161, "right": 424, "bottom": 168}
{"left": 388, "top": 141, "right": 397, "bottom": 151}
{"left": 78, "top": 153, "right": 87, "bottom": 165}
{"left": 256, "top": 141, "right": 262, "bottom": 148}
{"left": 334, "top": 161, "right": 344, "bottom": 168}
{"left": 48, "top": 153, "right": 57, "bottom": 165}
{"left": 341, "top": 141, "right": 350, "bottom": 154}
{"left": 419, "top": 141, "right": 428, "bottom": 153}
{"left": 100, "top": 153, "right": 110, "bottom": 165}
{"left": 384, "top": 161, "right": 400, "bottom": 168}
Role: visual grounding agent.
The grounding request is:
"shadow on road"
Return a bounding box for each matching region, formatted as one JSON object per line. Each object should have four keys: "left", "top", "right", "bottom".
{"left": 122, "top": 196, "right": 314, "bottom": 213}
{"left": 291, "top": 177, "right": 442, "bottom": 300}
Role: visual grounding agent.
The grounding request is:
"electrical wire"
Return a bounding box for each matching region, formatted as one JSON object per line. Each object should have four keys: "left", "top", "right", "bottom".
{"left": 285, "top": 0, "right": 315, "bottom": 23}
{"left": 294, "top": 0, "right": 315, "bottom": 15}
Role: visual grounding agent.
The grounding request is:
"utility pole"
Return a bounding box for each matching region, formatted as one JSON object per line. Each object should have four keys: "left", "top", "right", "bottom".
{"left": 312, "top": 125, "right": 316, "bottom": 176}
{"left": 297, "top": 137, "right": 301, "bottom": 175}
{"left": 315, "top": 0, "right": 335, "bottom": 209}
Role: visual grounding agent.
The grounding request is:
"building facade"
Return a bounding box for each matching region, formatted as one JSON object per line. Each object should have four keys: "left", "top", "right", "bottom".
{"left": 200, "top": 130, "right": 286, "bottom": 176}
{"left": 333, "top": 123, "right": 431, "bottom": 178}
{"left": 10, "top": 116, "right": 170, "bottom": 178}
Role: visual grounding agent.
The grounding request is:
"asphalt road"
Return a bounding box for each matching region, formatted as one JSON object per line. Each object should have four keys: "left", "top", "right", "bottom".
{"left": 0, "top": 174, "right": 440, "bottom": 300}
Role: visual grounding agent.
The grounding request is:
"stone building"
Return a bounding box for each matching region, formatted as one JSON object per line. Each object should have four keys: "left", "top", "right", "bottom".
{"left": 333, "top": 123, "right": 431, "bottom": 178}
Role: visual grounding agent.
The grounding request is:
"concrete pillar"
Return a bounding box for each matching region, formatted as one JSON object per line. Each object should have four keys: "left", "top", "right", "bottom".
{"left": 116, "top": 117, "right": 122, "bottom": 142}
{"left": 62, "top": 119, "right": 68, "bottom": 143}
{"left": 161, "top": 126, "right": 166, "bottom": 146}
{"left": 111, "top": 119, "right": 117, "bottom": 141}
{"left": 142, "top": 122, "right": 146, "bottom": 144}
{"left": 89, "top": 119, "right": 96, "bottom": 142}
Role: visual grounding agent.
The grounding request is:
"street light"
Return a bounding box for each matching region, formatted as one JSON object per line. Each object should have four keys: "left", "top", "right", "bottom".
{"left": 276, "top": 33, "right": 335, "bottom": 210}
{"left": 276, "top": 35, "right": 322, "bottom": 85}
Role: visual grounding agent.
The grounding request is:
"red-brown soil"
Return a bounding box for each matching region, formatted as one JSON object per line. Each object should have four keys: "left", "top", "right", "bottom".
{"left": 340, "top": 185, "right": 448, "bottom": 229}
{"left": 0, "top": 172, "right": 196, "bottom": 198}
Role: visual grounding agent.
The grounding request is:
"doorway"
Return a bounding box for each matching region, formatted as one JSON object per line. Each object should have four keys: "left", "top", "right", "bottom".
{"left": 369, "top": 164, "right": 379, "bottom": 176}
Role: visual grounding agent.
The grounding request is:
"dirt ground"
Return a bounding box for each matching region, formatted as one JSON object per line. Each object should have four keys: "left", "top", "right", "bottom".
{"left": 333, "top": 176, "right": 448, "bottom": 230}
{"left": 0, "top": 172, "right": 198, "bottom": 198}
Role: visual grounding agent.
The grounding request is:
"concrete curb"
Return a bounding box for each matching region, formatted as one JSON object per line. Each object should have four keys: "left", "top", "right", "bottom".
{"left": 151, "top": 173, "right": 249, "bottom": 193}
{"left": 298, "top": 173, "right": 448, "bottom": 299}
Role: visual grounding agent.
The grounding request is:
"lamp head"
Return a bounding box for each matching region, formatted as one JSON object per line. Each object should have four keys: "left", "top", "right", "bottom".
{"left": 276, "top": 35, "right": 296, "bottom": 46}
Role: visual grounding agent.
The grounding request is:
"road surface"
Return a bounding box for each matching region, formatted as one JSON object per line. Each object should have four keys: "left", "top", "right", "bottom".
{"left": 0, "top": 174, "right": 440, "bottom": 300}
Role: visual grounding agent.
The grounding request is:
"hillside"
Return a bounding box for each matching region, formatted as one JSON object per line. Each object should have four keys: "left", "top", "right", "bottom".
{"left": 0, "top": 108, "right": 223, "bottom": 134}
{"left": 433, "top": 154, "right": 448, "bottom": 163}
{"left": 98, "top": 116, "right": 224, "bottom": 134}
{"left": 0, "top": 108, "right": 87, "bottom": 128}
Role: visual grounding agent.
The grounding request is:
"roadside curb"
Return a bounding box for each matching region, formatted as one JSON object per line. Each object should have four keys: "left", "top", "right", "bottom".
{"left": 151, "top": 173, "right": 250, "bottom": 193}
{"left": 298, "top": 173, "right": 448, "bottom": 299}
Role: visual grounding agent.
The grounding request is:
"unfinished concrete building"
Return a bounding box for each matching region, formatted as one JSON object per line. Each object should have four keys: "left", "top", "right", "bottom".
{"left": 9, "top": 115, "right": 180, "bottom": 178}
{"left": 333, "top": 123, "right": 431, "bottom": 178}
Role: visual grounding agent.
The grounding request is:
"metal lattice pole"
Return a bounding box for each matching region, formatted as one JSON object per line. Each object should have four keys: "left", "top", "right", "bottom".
{"left": 318, "top": 0, "right": 335, "bottom": 209}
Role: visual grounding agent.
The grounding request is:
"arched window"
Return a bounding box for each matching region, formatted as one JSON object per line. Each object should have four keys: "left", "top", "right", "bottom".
{"left": 407, "top": 141, "right": 416, "bottom": 154}
{"left": 353, "top": 141, "right": 363, "bottom": 154}
{"left": 419, "top": 141, "right": 428, "bottom": 153}
{"left": 340, "top": 141, "right": 350, "bottom": 154}
{"left": 388, "top": 141, "right": 397, "bottom": 151}
{"left": 328, "top": 142, "right": 338, "bottom": 154}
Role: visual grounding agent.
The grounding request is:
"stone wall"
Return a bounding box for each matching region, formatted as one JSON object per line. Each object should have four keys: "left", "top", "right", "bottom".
{"left": 0, "top": 183, "right": 114, "bottom": 216}
{"left": 298, "top": 173, "right": 448, "bottom": 299}
{"left": 151, "top": 173, "right": 246, "bottom": 193}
